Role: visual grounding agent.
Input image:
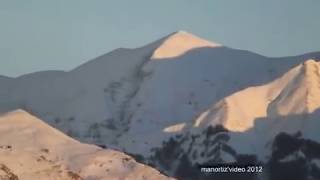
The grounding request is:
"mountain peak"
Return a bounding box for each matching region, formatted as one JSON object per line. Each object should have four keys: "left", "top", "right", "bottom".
{"left": 268, "top": 59, "right": 320, "bottom": 116}
{"left": 1, "top": 109, "right": 33, "bottom": 120}
{"left": 171, "top": 30, "right": 189, "bottom": 34}
{"left": 151, "top": 31, "right": 221, "bottom": 59}
{"left": 170, "top": 30, "right": 197, "bottom": 37}
{"left": 303, "top": 59, "right": 319, "bottom": 74}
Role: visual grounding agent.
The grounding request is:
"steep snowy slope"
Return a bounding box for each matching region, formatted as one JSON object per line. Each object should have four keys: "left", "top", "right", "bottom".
{"left": 269, "top": 60, "right": 320, "bottom": 116}
{"left": 194, "top": 59, "right": 320, "bottom": 136}
{"left": 188, "top": 59, "right": 320, "bottom": 153}
{"left": 0, "top": 110, "right": 173, "bottom": 180}
{"left": 145, "top": 60, "right": 320, "bottom": 179}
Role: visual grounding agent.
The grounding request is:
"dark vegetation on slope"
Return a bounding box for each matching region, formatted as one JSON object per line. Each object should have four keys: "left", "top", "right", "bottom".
{"left": 129, "top": 127, "right": 320, "bottom": 180}
{"left": 0, "top": 164, "right": 19, "bottom": 180}
{"left": 267, "top": 132, "right": 320, "bottom": 180}
{"left": 129, "top": 125, "right": 261, "bottom": 180}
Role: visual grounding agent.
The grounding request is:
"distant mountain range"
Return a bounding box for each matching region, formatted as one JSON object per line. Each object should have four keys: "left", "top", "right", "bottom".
{"left": 1, "top": 31, "right": 320, "bottom": 180}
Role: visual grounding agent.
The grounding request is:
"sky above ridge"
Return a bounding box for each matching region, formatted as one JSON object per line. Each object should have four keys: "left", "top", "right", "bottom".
{"left": 0, "top": 0, "right": 319, "bottom": 77}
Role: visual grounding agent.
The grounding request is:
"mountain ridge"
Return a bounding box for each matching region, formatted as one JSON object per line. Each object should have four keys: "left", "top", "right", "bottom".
{"left": 2, "top": 31, "right": 320, "bottom": 79}
{"left": 150, "top": 31, "right": 221, "bottom": 59}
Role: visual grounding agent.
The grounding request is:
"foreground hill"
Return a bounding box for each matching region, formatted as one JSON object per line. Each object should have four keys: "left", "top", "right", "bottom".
{"left": 0, "top": 31, "right": 320, "bottom": 179}
{"left": 0, "top": 110, "right": 173, "bottom": 180}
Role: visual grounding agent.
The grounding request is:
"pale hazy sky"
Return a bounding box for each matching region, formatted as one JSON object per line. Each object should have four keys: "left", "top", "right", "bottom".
{"left": 0, "top": 0, "right": 319, "bottom": 77}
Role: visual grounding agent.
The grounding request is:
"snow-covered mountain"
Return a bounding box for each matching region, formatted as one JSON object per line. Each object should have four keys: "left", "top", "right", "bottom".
{"left": 0, "top": 31, "right": 320, "bottom": 180}
{"left": 0, "top": 110, "right": 173, "bottom": 180}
